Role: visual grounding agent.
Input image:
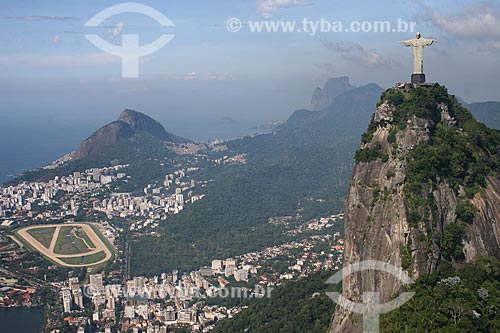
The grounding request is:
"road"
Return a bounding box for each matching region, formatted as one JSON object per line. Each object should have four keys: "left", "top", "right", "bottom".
{"left": 0, "top": 266, "right": 57, "bottom": 291}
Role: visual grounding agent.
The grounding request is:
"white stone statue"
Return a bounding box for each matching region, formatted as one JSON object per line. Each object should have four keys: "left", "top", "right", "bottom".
{"left": 401, "top": 32, "right": 436, "bottom": 74}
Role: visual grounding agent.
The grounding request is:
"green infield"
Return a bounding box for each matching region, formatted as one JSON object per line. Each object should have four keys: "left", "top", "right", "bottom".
{"left": 59, "top": 251, "right": 107, "bottom": 266}
{"left": 53, "top": 226, "right": 96, "bottom": 255}
{"left": 26, "top": 226, "right": 56, "bottom": 249}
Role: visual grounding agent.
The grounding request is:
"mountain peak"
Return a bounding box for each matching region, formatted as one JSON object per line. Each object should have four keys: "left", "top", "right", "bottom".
{"left": 323, "top": 76, "right": 352, "bottom": 90}
{"left": 74, "top": 109, "right": 188, "bottom": 160}
{"left": 118, "top": 109, "right": 148, "bottom": 121}
{"left": 331, "top": 84, "right": 500, "bottom": 333}
{"left": 118, "top": 109, "right": 172, "bottom": 141}
{"left": 310, "top": 76, "right": 356, "bottom": 111}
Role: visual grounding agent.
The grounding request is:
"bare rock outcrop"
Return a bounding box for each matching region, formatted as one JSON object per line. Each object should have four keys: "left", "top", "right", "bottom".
{"left": 330, "top": 85, "right": 500, "bottom": 333}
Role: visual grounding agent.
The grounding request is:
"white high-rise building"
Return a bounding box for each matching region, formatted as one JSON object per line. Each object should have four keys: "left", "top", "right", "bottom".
{"left": 106, "top": 296, "right": 116, "bottom": 310}
{"left": 137, "top": 304, "right": 148, "bottom": 319}
{"left": 90, "top": 274, "right": 104, "bottom": 294}
{"left": 72, "top": 288, "right": 84, "bottom": 309}
{"left": 225, "top": 265, "right": 237, "bottom": 277}
{"left": 225, "top": 258, "right": 236, "bottom": 267}
{"left": 234, "top": 269, "right": 249, "bottom": 282}
{"left": 68, "top": 277, "right": 79, "bottom": 290}
{"left": 164, "top": 306, "right": 176, "bottom": 321}
{"left": 101, "top": 176, "right": 112, "bottom": 185}
{"left": 211, "top": 260, "right": 223, "bottom": 271}
{"left": 92, "top": 168, "right": 101, "bottom": 182}
{"left": 62, "top": 288, "right": 72, "bottom": 313}
{"left": 124, "top": 305, "right": 135, "bottom": 319}
{"left": 172, "top": 270, "right": 178, "bottom": 283}
{"left": 134, "top": 276, "right": 145, "bottom": 289}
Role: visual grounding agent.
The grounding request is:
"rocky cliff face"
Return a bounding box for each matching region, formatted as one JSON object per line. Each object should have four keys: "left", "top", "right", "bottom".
{"left": 74, "top": 109, "right": 188, "bottom": 159}
{"left": 310, "top": 76, "right": 355, "bottom": 111}
{"left": 74, "top": 120, "right": 134, "bottom": 160}
{"left": 330, "top": 84, "right": 500, "bottom": 333}
{"left": 118, "top": 109, "right": 185, "bottom": 142}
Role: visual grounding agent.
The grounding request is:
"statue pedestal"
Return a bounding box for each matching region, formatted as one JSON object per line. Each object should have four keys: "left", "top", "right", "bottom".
{"left": 411, "top": 74, "right": 425, "bottom": 84}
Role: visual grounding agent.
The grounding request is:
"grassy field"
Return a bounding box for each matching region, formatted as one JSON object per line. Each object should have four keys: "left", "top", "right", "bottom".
{"left": 53, "top": 226, "right": 94, "bottom": 255}
{"left": 26, "top": 227, "right": 56, "bottom": 249}
{"left": 28, "top": 227, "right": 56, "bottom": 248}
{"left": 59, "top": 250, "right": 107, "bottom": 265}
{"left": 74, "top": 227, "right": 95, "bottom": 249}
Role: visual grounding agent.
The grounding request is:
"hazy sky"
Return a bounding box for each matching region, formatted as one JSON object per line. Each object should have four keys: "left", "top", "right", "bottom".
{"left": 1, "top": 0, "right": 499, "bottom": 137}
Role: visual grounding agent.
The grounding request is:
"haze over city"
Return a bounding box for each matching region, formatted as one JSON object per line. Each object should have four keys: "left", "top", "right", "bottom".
{"left": 1, "top": 2, "right": 500, "bottom": 333}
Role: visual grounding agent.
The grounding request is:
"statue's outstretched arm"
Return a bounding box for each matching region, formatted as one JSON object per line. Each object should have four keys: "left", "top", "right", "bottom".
{"left": 401, "top": 40, "right": 414, "bottom": 47}
{"left": 423, "top": 38, "right": 436, "bottom": 46}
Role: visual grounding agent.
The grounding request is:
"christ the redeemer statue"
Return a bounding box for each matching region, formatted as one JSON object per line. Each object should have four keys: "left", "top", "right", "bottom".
{"left": 401, "top": 32, "right": 436, "bottom": 84}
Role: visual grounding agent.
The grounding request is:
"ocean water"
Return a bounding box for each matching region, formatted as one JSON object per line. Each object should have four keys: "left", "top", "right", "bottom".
{"left": 0, "top": 121, "right": 88, "bottom": 184}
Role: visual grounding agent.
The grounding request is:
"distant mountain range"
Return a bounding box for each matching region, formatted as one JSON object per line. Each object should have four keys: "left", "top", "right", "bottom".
{"left": 75, "top": 89, "right": 500, "bottom": 166}
{"left": 310, "top": 77, "right": 500, "bottom": 130}
{"left": 285, "top": 82, "right": 384, "bottom": 144}
{"left": 466, "top": 101, "right": 500, "bottom": 130}
{"left": 310, "top": 76, "right": 355, "bottom": 111}
{"left": 5, "top": 77, "right": 497, "bottom": 182}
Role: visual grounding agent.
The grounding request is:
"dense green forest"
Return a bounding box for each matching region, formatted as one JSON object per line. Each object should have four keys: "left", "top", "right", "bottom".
{"left": 210, "top": 257, "right": 500, "bottom": 333}
{"left": 212, "top": 270, "right": 340, "bottom": 333}
{"left": 382, "top": 257, "right": 500, "bottom": 332}
{"left": 130, "top": 140, "right": 350, "bottom": 274}
{"left": 130, "top": 85, "right": 383, "bottom": 274}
